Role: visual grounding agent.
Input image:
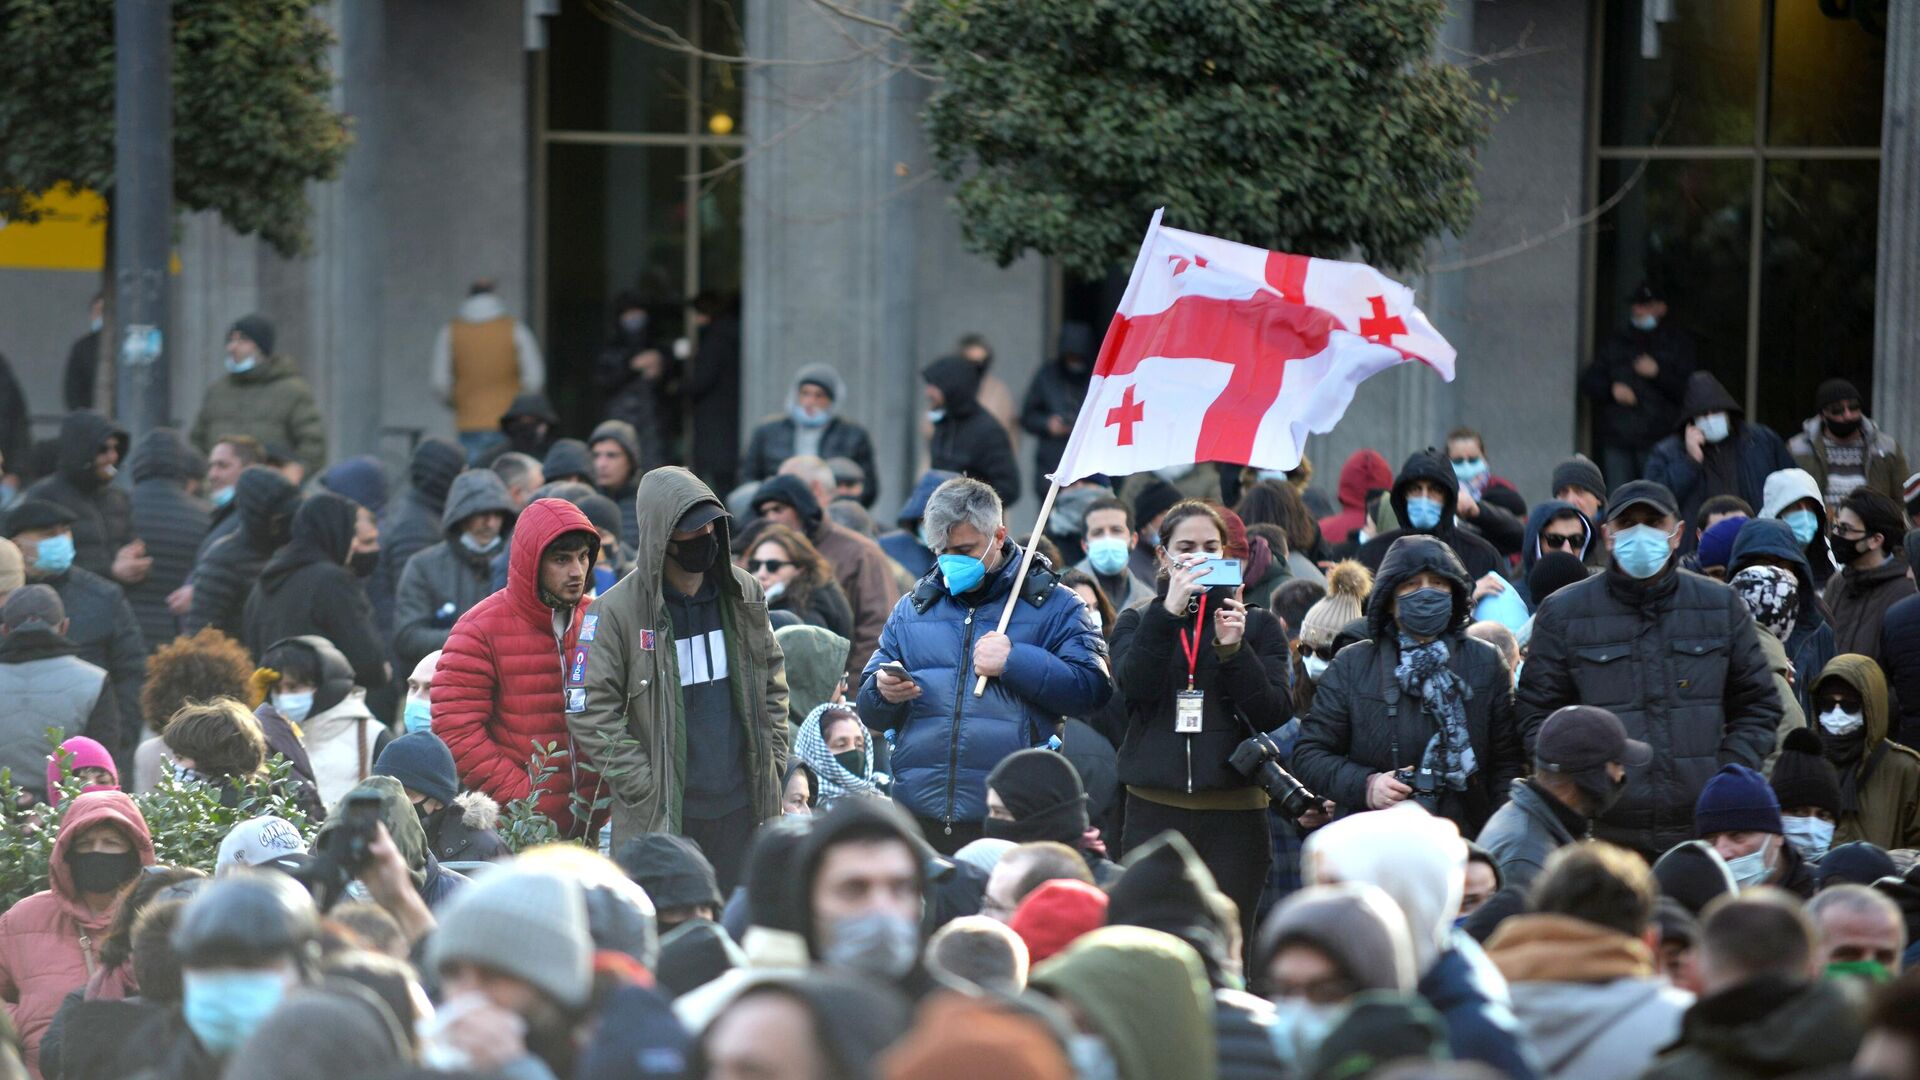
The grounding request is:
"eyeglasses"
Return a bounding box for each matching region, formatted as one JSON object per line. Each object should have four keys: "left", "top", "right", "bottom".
{"left": 1831, "top": 524, "right": 1867, "bottom": 539}
{"left": 1540, "top": 533, "right": 1583, "bottom": 550}
{"left": 747, "top": 559, "right": 793, "bottom": 574}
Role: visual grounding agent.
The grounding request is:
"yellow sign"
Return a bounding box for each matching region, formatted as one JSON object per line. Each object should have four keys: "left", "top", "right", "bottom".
{"left": 0, "top": 186, "right": 107, "bottom": 271}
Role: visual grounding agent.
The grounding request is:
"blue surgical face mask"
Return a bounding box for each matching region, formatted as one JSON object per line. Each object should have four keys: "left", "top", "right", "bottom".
{"left": 1696, "top": 412, "right": 1732, "bottom": 444}
{"left": 1066, "top": 1035, "right": 1119, "bottom": 1080}
{"left": 1086, "top": 536, "right": 1130, "bottom": 576}
{"left": 1631, "top": 313, "right": 1659, "bottom": 332}
{"left": 403, "top": 697, "right": 433, "bottom": 735}
{"left": 926, "top": 408, "right": 946, "bottom": 425}
{"left": 1406, "top": 496, "right": 1444, "bottom": 531}
{"left": 1783, "top": 509, "right": 1820, "bottom": 548}
{"left": 210, "top": 485, "right": 236, "bottom": 509}
{"left": 274, "top": 690, "right": 314, "bottom": 724}
{"left": 789, "top": 401, "right": 832, "bottom": 428}
{"left": 224, "top": 355, "right": 257, "bottom": 375}
{"left": 32, "top": 533, "right": 76, "bottom": 575}
{"left": 183, "top": 968, "right": 290, "bottom": 1054}
{"left": 1451, "top": 458, "right": 1489, "bottom": 486}
{"left": 1267, "top": 998, "right": 1345, "bottom": 1064}
{"left": 458, "top": 532, "right": 502, "bottom": 555}
{"left": 938, "top": 552, "right": 987, "bottom": 595}
{"left": 1725, "top": 836, "right": 1776, "bottom": 890}
{"left": 1611, "top": 524, "right": 1673, "bottom": 580}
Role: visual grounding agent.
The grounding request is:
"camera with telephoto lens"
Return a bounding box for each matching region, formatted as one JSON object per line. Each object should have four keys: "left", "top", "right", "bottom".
{"left": 1393, "top": 765, "right": 1443, "bottom": 813}
{"left": 1230, "top": 731, "right": 1319, "bottom": 819}
{"left": 289, "top": 792, "right": 385, "bottom": 913}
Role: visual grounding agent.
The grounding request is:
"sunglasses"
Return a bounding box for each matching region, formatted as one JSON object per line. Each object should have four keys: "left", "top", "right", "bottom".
{"left": 1540, "top": 533, "right": 1583, "bottom": 550}
{"left": 747, "top": 559, "right": 793, "bottom": 574}
{"left": 1302, "top": 644, "right": 1338, "bottom": 662}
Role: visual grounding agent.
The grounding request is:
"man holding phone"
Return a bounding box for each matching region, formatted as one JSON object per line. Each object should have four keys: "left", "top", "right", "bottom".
{"left": 859, "top": 477, "right": 1110, "bottom": 854}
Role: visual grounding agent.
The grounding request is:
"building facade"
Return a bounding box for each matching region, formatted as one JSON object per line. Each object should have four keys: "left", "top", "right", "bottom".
{"left": 0, "top": 0, "right": 1910, "bottom": 519}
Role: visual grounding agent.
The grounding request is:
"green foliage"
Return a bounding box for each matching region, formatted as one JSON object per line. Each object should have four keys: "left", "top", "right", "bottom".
{"left": 0, "top": 744, "right": 314, "bottom": 911}
{"left": 0, "top": 0, "right": 352, "bottom": 256}
{"left": 904, "top": 0, "right": 1501, "bottom": 276}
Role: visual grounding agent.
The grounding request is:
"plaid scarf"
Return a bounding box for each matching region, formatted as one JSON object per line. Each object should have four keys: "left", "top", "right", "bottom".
{"left": 1397, "top": 635, "right": 1476, "bottom": 792}
{"left": 792, "top": 702, "right": 890, "bottom": 806}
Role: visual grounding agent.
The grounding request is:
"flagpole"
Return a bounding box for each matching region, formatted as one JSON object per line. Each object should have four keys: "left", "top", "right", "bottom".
{"left": 971, "top": 208, "right": 1164, "bottom": 698}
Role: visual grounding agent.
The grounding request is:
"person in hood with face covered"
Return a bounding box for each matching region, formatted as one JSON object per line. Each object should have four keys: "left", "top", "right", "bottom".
{"left": 185, "top": 464, "right": 297, "bottom": 639}
{"left": 1582, "top": 282, "right": 1698, "bottom": 488}
{"left": 437, "top": 497, "right": 606, "bottom": 838}
{"left": 1727, "top": 564, "right": 1809, "bottom": 762}
{"left": 1518, "top": 480, "right": 1782, "bottom": 861}
{"left": 1761, "top": 466, "right": 1840, "bottom": 588}
{"left": 1354, "top": 450, "right": 1504, "bottom": 582}
{"left": 593, "top": 290, "right": 670, "bottom": 472}
{"left": 1645, "top": 372, "right": 1795, "bottom": 528}
{"left": 190, "top": 313, "right": 327, "bottom": 471}
{"left": 1294, "top": 534, "right": 1525, "bottom": 837}
{"left": 1730, "top": 516, "right": 1838, "bottom": 715}
{"left": 1021, "top": 322, "right": 1097, "bottom": 502}
{"left": 1807, "top": 655, "right": 1920, "bottom": 851}
{"left": 0, "top": 790, "right": 154, "bottom": 1074}
{"left": 1824, "top": 488, "right": 1915, "bottom": 656}
{"left": 1252, "top": 882, "right": 1418, "bottom": 1070}
{"left": 22, "top": 410, "right": 142, "bottom": 586}
{"left": 242, "top": 492, "right": 389, "bottom": 691}
{"left": 792, "top": 703, "right": 887, "bottom": 811}
{"left": 795, "top": 798, "right": 931, "bottom": 995}
{"left": 571, "top": 467, "right": 790, "bottom": 885}
{"left": 859, "top": 477, "right": 1108, "bottom": 854}
{"left": 1513, "top": 500, "right": 1596, "bottom": 609}
{"left": 1789, "top": 378, "right": 1910, "bottom": 511}
{"left": 257, "top": 636, "right": 386, "bottom": 808}
{"left": 393, "top": 468, "right": 519, "bottom": 675}
{"left": 741, "top": 364, "right": 881, "bottom": 508}
{"left": 922, "top": 356, "right": 1021, "bottom": 509}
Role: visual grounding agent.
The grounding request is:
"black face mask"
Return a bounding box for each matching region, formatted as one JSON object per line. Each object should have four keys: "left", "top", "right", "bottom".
{"left": 669, "top": 531, "right": 719, "bottom": 574}
{"left": 67, "top": 849, "right": 141, "bottom": 895}
{"left": 1825, "top": 417, "right": 1862, "bottom": 440}
{"left": 980, "top": 796, "right": 1089, "bottom": 846}
{"left": 1571, "top": 769, "right": 1629, "bottom": 818}
{"left": 348, "top": 549, "right": 379, "bottom": 578}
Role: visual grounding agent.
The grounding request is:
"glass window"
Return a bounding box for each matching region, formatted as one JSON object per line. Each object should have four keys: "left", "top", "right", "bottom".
{"left": 1599, "top": 0, "right": 1763, "bottom": 148}
{"left": 1768, "top": 4, "right": 1886, "bottom": 147}
{"left": 1594, "top": 158, "right": 1754, "bottom": 404}
{"left": 1755, "top": 158, "right": 1879, "bottom": 433}
{"left": 547, "top": 0, "right": 693, "bottom": 135}
{"left": 698, "top": 147, "right": 743, "bottom": 294}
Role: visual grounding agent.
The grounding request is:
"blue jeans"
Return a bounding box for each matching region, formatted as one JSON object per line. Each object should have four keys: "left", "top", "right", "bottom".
{"left": 457, "top": 430, "right": 507, "bottom": 464}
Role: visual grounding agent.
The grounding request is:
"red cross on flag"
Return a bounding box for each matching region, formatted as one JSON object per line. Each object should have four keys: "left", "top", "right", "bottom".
{"left": 1050, "top": 210, "right": 1456, "bottom": 486}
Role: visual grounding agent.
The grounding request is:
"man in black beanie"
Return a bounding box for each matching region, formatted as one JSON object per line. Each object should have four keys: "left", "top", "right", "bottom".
{"left": 1128, "top": 477, "right": 1184, "bottom": 585}
{"left": 190, "top": 313, "right": 327, "bottom": 472}
{"left": 982, "top": 749, "right": 1117, "bottom": 884}
{"left": 1789, "top": 377, "right": 1910, "bottom": 510}
{"left": 1769, "top": 726, "right": 1841, "bottom": 863}
{"left": 1550, "top": 456, "right": 1609, "bottom": 569}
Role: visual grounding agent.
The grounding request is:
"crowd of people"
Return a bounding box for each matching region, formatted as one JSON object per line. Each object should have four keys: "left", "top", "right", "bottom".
{"left": 0, "top": 297, "right": 1915, "bottom": 1080}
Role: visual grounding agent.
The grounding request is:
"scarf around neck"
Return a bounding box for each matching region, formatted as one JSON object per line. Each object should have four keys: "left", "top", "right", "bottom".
{"left": 1397, "top": 635, "right": 1476, "bottom": 792}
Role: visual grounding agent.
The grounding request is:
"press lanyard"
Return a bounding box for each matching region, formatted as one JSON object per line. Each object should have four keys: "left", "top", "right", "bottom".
{"left": 1178, "top": 593, "right": 1210, "bottom": 691}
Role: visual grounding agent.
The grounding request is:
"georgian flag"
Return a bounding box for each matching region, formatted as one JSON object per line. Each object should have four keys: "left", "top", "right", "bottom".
{"left": 1050, "top": 211, "right": 1456, "bottom": 485}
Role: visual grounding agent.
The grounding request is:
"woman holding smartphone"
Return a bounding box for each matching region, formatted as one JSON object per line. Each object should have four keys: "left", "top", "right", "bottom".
{"left": 1111, "top": 500, "right": 1292, "bottom": 940}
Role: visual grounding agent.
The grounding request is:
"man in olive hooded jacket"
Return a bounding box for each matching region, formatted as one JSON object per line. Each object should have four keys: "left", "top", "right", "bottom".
{"left": 570, "top": 467, "right": 789, "bottom": 888}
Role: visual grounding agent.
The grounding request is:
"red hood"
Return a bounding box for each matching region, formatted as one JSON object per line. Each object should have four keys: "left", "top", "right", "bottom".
{"left": 507, "top": 498, "right": 601, "bottom": 625}
{"left": 1336, "top": 449, "right": 1393, "bottom": 513}
{"left": 50, "top": 791, "right": 155, "bottom": 924}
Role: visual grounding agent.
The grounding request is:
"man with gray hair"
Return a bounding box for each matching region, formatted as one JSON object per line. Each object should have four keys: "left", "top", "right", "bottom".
{"left": 1808, "top": 883, "right": 1907, "bottom": 977}
{"left": 489, "top": 451, "right": 545, "bottom": 510}
{"left": 858, "top": 476, "right": 1110, "bottom": 853}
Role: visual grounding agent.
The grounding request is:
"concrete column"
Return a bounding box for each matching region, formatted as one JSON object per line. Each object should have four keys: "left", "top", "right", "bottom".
{"left": 1875, "top": 1, "right": 1920, "bottom": 459}
{"left": 743, "top": 0, "right": 1047, "bottom": 520}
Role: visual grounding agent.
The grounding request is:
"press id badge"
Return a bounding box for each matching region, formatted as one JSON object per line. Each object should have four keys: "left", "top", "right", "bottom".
{"left": 1175, "top": 690, "right": 1204, "bottom": 733}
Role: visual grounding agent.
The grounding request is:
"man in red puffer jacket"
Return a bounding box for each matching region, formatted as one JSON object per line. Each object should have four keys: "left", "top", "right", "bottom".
{"left": 434, "top": 497, "right": 608, "bottom": 837}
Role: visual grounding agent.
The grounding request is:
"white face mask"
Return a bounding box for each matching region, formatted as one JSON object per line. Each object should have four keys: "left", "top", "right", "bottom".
{"left": 1782, "top": 815, "right": 1835, "bottom": 861}
{"left": 1820, "top": 706, "right": 1865, "bottom": 737}
{"left": 1302, "top": 654, "right": 1329, "bottom": 681}
{"left": 1696, "top": 412, "right": 1731, "bottom": 444}
{"left": 273, "top": 690, "right": 314, "bottom": 724}
{"left": 1725, "top": 835, "right": 1776, "bottom": 890}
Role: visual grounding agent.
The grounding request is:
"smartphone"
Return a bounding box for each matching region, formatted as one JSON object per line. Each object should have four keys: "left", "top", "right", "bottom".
{"left": 336, "top": 793, "right": 384, "bottom": 872}
{"left": 1195, "top": 556, "right": 1243, "bottom": 588}
{"left": 877, "top": 661, "right": 912, "bottom": 681}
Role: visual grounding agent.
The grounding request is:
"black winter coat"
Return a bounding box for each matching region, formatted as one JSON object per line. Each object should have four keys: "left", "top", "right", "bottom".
{"left": 925, "top": 356, "right": 1021, "bottom": 508}
{"left": 1020, "top": 358, "right": 1092, "bottom": 500}
{"left": 22, "top": 410, "right": 132, "bottom": 579}
{"left": 1883, "top": 595, "right": 1920, "bottom": 746}
{"left": 1112, "top": 595, "right": 1292, "bottom": 795}
{"left": 125, "top": 431, "right": 211, "bottom": 651}
{"left": 1293, "top": 533, "right": 1524, "bottom": 835}
{"left": 1825, "top": 556, "right": 1917, "bottom": 657}
{"left": 1582, "top": 322, "right": 1696, "bottom": 450}
{"left": 685, "top": 312, "right": 743, "bottom": 494}
{"left": 1644, "top": 374, "right": 1794, "bottom": 526}
{"left": 592, "top": 325, "right": 670, "bottom": 470}
{"left": 0, "top": 353, "right": 29, "bottom": 472}
{"left": 1516, "top": 565, "right": 1782, "bottom": 859}
{"left": 1355, "top": 450, "right": 1504, "bottom": 582}
{"left": 43, "top": 566, "right": 145, "bottom": 755}
{"left": 244, "top": 493, "right": 389, "bottom": 690}
{"left": 769, "top": 579, "right": 855, "bottom": 640}
{"left": 740, "top": 417, "right": 880, "bottom": 506}
{"left": 186, "top": 466, "right": 297, "bottom": 637}
{"left": 377, "top": 438, "right": 465, "bottom": 603}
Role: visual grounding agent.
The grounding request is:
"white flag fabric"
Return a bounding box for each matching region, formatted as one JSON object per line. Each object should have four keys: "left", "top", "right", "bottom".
{"left": 1051, "top": 211, "right": 1456, "bottom": 485}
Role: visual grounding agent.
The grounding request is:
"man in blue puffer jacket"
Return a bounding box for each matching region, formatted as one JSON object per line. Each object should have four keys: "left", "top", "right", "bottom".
{"left": 858, "top": 477, "right": 1111, "bottom": 853}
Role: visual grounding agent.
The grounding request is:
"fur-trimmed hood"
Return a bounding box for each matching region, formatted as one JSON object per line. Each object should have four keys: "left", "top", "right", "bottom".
{"left": 454, "top": 789, "right": 499, "bottom": 830}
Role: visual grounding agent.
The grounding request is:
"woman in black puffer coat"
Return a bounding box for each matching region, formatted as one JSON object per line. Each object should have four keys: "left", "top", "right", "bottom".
{"left": 1292, "top": 534, "right": 1526, "bottom": 838}
{"left": 1111, "top": 500, "right": 1292, "bottom": 943}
